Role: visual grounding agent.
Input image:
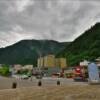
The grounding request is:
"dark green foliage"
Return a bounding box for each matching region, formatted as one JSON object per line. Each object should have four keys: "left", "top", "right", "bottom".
{"left": 0, "top": 40, "right": 69, "bottom": 66}
{"left": 57, "top": 23, "right": 100, "bottom": 66}
{"left": 0, "top": 64, "right": 10, "bottom": 76}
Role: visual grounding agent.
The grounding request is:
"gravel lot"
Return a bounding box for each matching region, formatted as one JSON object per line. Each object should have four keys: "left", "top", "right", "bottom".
{"left": 1, "top": 76, "right": 99, "bottom": 100}
{"left": 0, "top": 76, "right": 87, "bottom": 90}
{"left": 0, "top": 85, "right": 100, "bottom": 100}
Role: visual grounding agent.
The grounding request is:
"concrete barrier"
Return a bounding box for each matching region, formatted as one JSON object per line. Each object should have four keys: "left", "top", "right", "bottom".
{"left": 12, "top": 82, "right": 17, "bottom": 89}
{"left": 57, "top": 80, "right": 60, "bottom": 85}
{"left": 38, "top": 80, "right": 42, "bottom": 86}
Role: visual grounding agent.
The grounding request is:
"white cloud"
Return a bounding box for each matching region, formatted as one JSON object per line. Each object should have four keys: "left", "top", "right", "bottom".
{"left": 16, "top": 0, "right": 33, "bottom": 12}
{"left": 0, "top": 0, "right": 100, "bottom": 47}
{"left": 12, "top": 25, "right": 23, "bottom": 33}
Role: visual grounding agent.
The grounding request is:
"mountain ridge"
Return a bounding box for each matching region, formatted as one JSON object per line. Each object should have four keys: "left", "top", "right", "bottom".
{"left": 0, "top": 39, "right": 69, "bottom": 66}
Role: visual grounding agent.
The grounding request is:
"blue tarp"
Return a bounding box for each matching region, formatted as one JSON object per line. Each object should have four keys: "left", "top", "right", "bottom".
{"left": 88, "top": 62, "right": 99, "bottom": 83}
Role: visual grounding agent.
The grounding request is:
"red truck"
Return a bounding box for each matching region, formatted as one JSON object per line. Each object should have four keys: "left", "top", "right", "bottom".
{"left": 73, "top": 66, "right": 86, "bottom": 81}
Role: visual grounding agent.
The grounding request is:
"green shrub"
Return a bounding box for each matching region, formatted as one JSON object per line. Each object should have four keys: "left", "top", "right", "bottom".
{"left": 0, "top": 65, "right": 10, "bottom": 76}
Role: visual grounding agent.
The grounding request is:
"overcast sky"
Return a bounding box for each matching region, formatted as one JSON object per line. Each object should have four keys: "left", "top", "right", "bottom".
{"left": 0, "top": 0, "right": 100, "bottom": 47}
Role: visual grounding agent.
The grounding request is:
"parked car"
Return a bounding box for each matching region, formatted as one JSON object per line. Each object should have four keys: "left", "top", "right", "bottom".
{"left": 36, "top": 74, "right": 43, "bottom": 79}
{"left": 21, "top": 75, "right": 29, "bottom": 79}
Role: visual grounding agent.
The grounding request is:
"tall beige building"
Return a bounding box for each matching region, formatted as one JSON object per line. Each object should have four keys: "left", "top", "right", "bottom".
{"left": 37, "top": 57, "right": 44, "bottom": 68}
{"left": 55, "top": 58, "right": 67, "bottom": 68}
{"left": 55, "top": 58, "right": 60, "bottom": 67}
{"left": 44, "top": 55, "right": 56, "bottom": 68}
{"left": 37, "top": 55, "right": 67, "bottom": 68}
{"left": 59, "top": 58, "right": 67, "bottom": 68}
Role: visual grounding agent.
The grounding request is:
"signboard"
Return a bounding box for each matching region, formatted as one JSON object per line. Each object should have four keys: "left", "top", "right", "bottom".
{"left": 88, "top": 63, "right": 100, "bottom": 83}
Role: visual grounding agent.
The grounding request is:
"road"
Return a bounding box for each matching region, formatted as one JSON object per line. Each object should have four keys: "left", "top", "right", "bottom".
{"left": 0, "top": 76, "right": 87, "bottom": 90}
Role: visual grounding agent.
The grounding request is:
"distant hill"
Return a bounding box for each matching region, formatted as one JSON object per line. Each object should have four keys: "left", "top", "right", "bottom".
{"left": 57, "top": 23, "right": 100, "bottom": 66}
{"left": 0, "top": 40, "right": 69, "bottom": 66}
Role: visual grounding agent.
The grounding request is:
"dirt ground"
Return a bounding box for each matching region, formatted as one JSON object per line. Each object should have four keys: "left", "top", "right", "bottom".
{"left": 0, "top": 85, "right": 100, "bottom": 100}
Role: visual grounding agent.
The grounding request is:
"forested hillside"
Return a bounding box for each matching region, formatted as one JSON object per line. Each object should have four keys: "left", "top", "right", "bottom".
{"left": 0, "top": 40, "right": 69, "bottom": 66}
{"left": 57, "top": 23, "right": 100, "bottom": 66}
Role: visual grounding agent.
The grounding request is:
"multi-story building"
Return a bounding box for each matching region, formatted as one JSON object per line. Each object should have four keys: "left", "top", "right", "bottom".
{"left": 55, "top": 58, "right": 60, "bottom": 67}
{"left": 55, "top": 58, "right": 67, "bottom": 68}
{"left": 44, "top": 55, "right": 56, "bottom": 68}
{"left": 37, "top": 57, "right": 44, "bottom": 68}
{"left": 59, "top": 58, "right": 67, "bottom": 68}
{"left": 37, "top": 54, "right": 67, "bottom": 68}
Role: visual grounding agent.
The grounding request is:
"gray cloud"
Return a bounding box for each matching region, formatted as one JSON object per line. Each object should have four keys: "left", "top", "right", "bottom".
{"left": 0, "top": 0, "right": 100, "bottom": 47}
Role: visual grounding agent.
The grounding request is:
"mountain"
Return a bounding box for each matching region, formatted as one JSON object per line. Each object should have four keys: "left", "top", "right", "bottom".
{"left": 57, "top": 23, "right": 100, "bottom": 66}
{"left": 0, "top": 40, "right": 69, "bottom": 66}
